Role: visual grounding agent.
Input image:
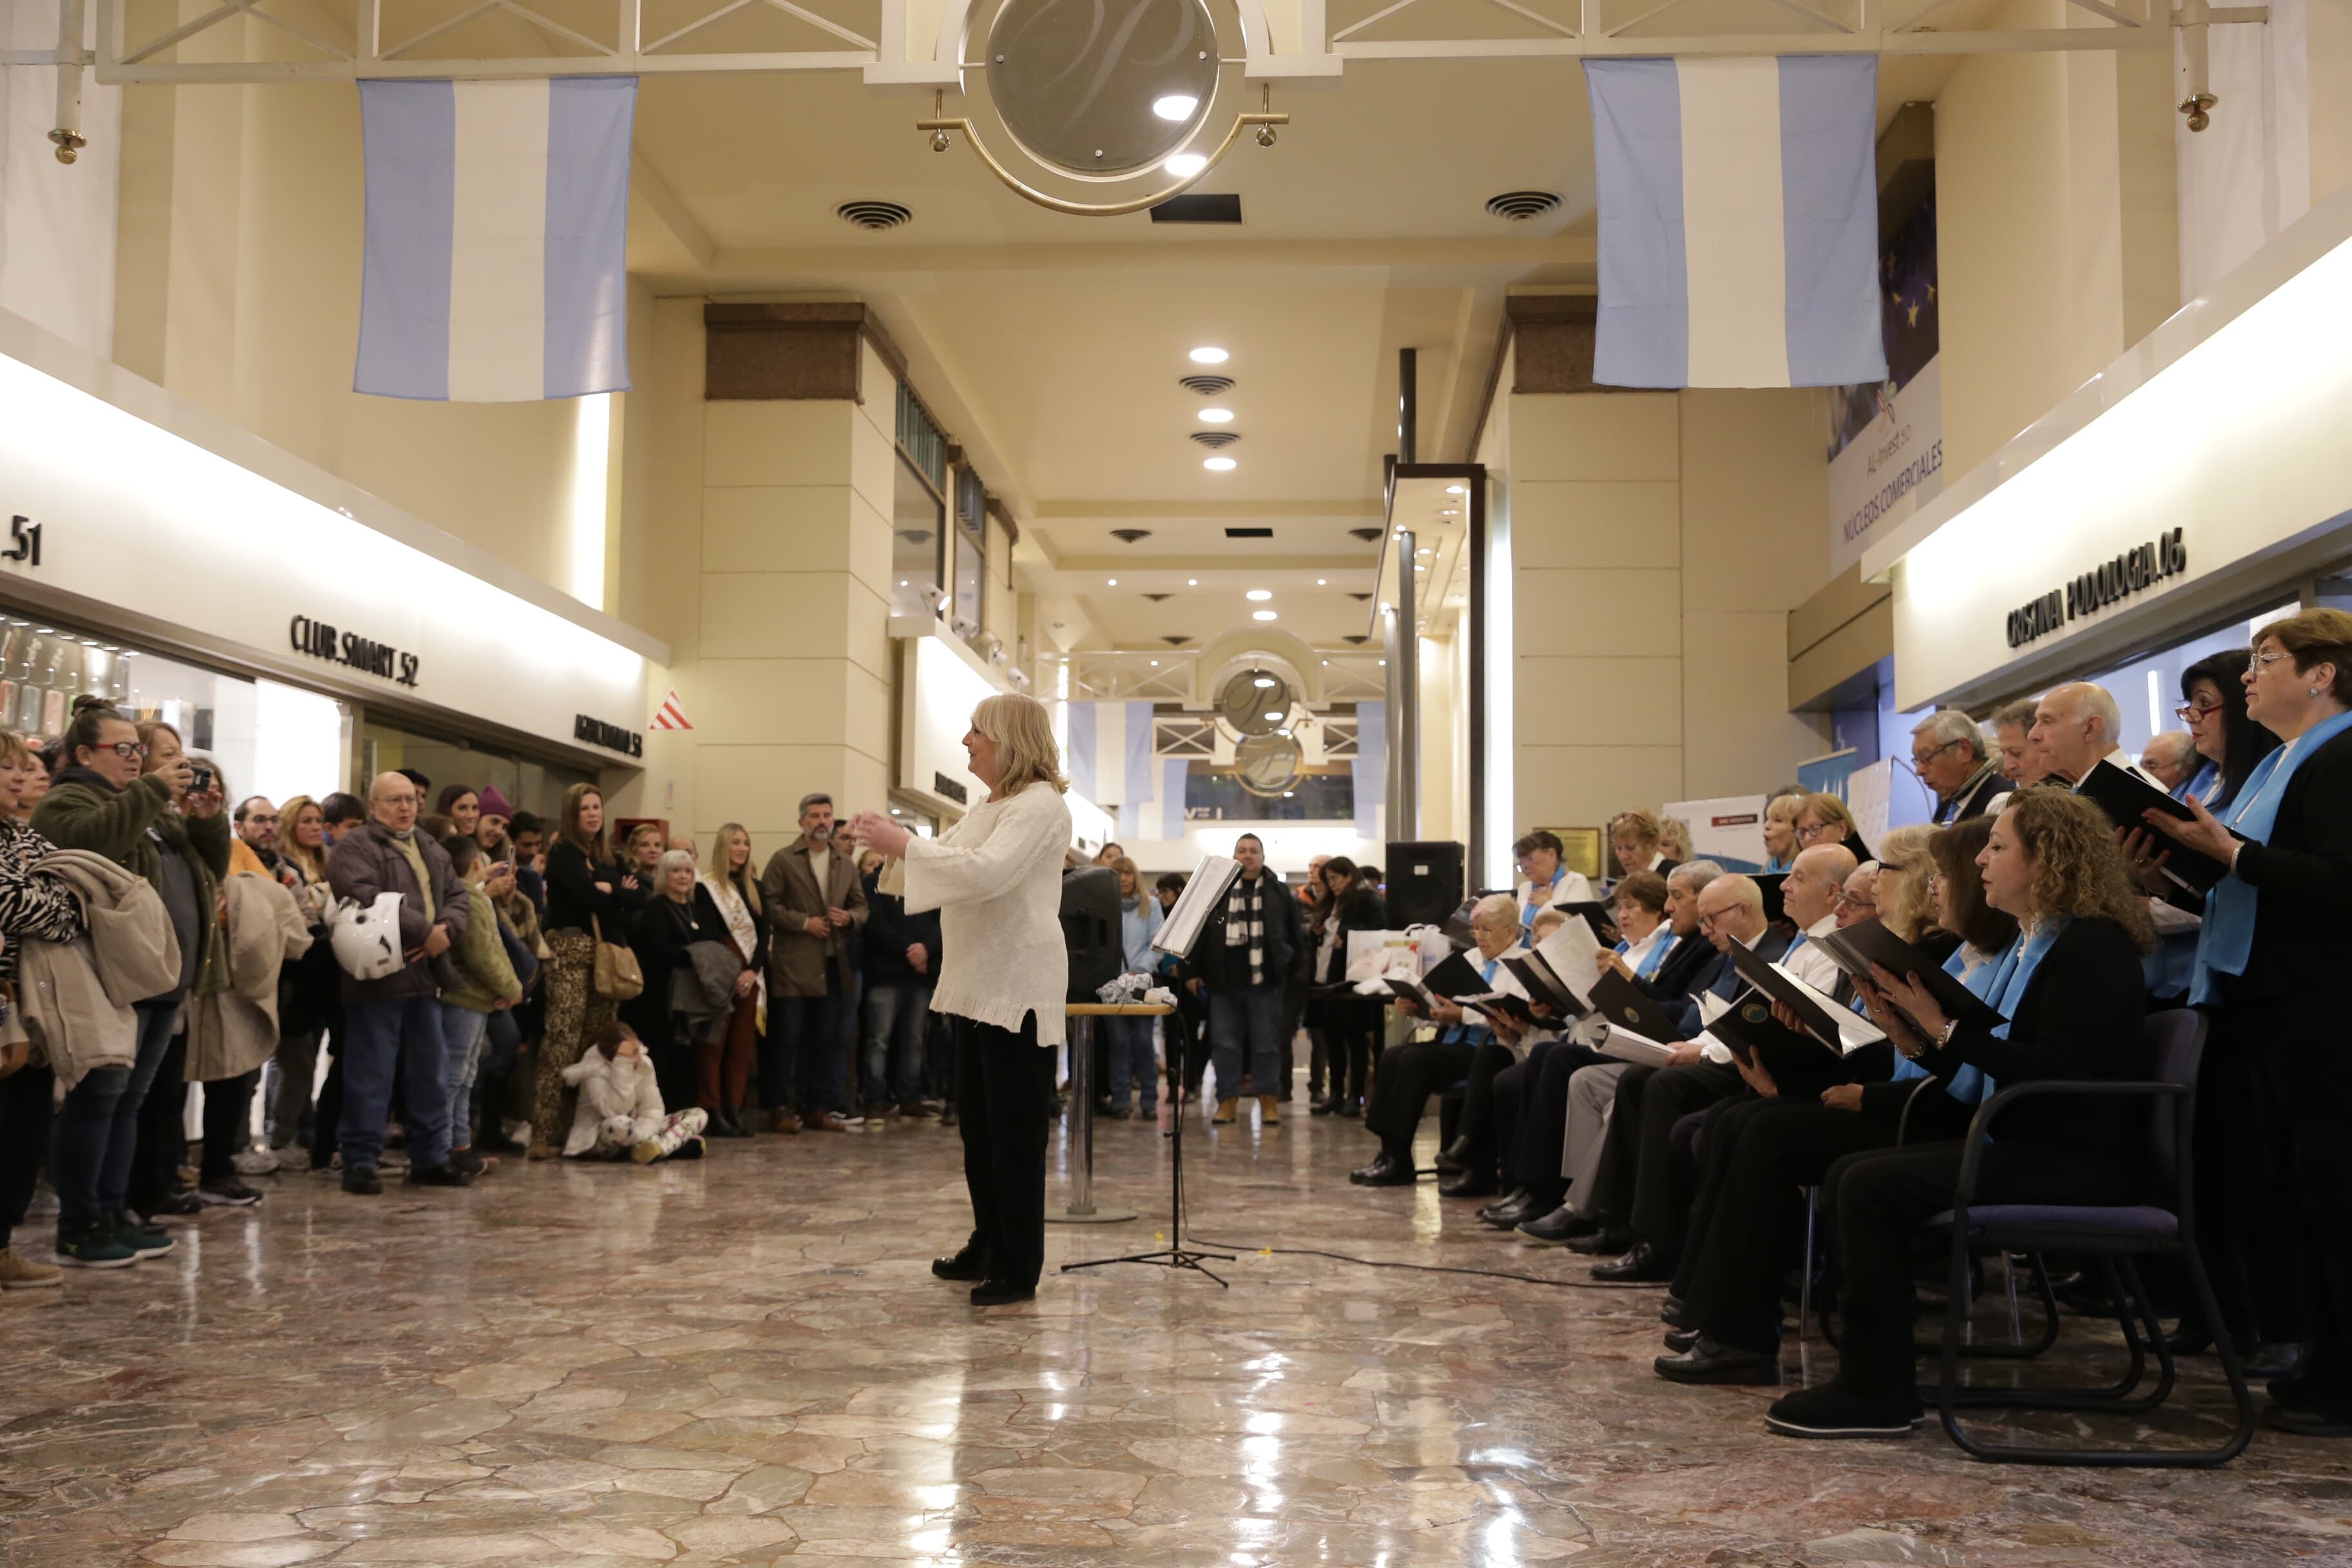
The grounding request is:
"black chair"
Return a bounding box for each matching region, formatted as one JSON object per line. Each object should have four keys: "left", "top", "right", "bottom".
{"left": 1924, "top": 1009, "right": 2255, "bottom": 1467}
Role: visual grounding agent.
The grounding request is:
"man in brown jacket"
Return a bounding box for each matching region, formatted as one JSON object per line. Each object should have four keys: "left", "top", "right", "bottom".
{"left": 760, "top": 792, "right": 867, "bottom": 1132}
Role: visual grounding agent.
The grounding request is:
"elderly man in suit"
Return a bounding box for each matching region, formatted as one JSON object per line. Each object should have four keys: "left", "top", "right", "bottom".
{"left": 760, "top": 792, "right": 868, "bottom": 1132}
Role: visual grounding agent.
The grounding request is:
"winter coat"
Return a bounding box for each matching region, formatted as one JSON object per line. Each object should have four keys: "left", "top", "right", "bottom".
{"left": 0, "top": 818, "right": 84, "bottom": 984}
{"left": 16, "top": 850, "right": 181, "bottom": 1088}
{"left": 184, "top": 874, "right": 315, "bottom": 1083}
{"left": 33, "top": 767, "right": 231, "bottom": 1001}
{"left": 1119, "top": 894, "right": 1162, "bottom": 975}
{"left": 761, "top": 838, "right": 868, "bottom": 998}
{"left": 560, "top": 1046, "right": 665, "bottom": 1156}
{"left": 861, "top": 873, "right": 940, "bottom": 989}
{"left": 1193, "top": 870, "right": 1304, "bottom": 994}
{"left": 325, "top": 821, "right": 473, "bottom": 1003}
{"left": 442, "top": 885, "right": 524, "bottom": 1014}
{"left": 625, "top": 894, "right": 729, "bottom": 1044}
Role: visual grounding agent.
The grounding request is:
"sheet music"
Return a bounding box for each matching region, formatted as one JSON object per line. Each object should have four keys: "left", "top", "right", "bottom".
{"left": 1599, "top": 1025, "right": 1676, "bottom": 1066}
{"left": 1535, "top": 908, "right": 1605, "bottom": 1004}
{"left": 1150, "top": 854, "right": 1243, "bottom": 960}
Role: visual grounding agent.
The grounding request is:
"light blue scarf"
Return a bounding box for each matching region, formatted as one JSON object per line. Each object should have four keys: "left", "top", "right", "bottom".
{"left": 1762, "top": 854, "right": 1795, "bottom": 874}
{"left": 1626, "top": 930, "right": 1673, "bottom": 980}
{"left": 2173, "top": 758, "right": 2220, "bottom": 805}
{"left": 2190, "top": 707, "right": 2352, "bottom": 1004}
{"left": 1522, "top": 867, "right": 1567, "bottom": 934}
{"left": 1890, "top": 940, "right": 2018, "bottom": 1104}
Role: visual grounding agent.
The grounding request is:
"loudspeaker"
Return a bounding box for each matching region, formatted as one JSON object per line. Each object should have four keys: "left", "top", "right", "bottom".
{"left": 1384, "top": 840, "right": 1465, "bottom": 931}
{"left": 1061, "top": 865, "right": 1124, "bottom": 1003}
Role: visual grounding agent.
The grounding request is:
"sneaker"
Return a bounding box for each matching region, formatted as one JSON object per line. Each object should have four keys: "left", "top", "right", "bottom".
{"left": 231, "top": 1146, "right": 282, "bottom": 1177}
{"left": 113, "top": 1214, "right": 175, "bottom": 1257}
{"left": 196, "top": 1179, "right": 263, "bottom": 1208}
{"left": 0, "top": 1246, "right": 63, "bottom": 1289}
{"left": 671, "top": 1137, "right": 705, "bottom": 1161}
{"left": 341, "top": 1166, "right": 382, "bottom": 1196}
{"left": 54, "top": 1221, "right": 137, "bottom": 1269}
{"left": 449, "top": 1148, "right": 487, "bottom": 1179}
{"left": 148, "top": 1185, "right": 204, "bottom": 1217}
{"left": 631, "top": 1139, "right": 663, "bottom": 1164}
{"left": 405, "top": 1163, "right": 472, "bottom": 1188}
{"left": 1764, "top": 1381, "right": 1919, "bottom": 1440}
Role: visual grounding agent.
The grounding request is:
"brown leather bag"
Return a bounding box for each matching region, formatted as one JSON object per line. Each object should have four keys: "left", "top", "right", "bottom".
{"left": 591, "top": 914, "right": 643, "bottom": 1003}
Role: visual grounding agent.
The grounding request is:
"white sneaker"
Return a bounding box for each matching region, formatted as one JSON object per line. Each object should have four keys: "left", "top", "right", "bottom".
{"left": 231, "top": 1147, "right": 281, "bottom": 1176}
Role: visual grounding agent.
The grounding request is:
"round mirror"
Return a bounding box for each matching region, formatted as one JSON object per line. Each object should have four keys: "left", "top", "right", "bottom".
{"left": 1215, "top": 668, "right": 1291, "bottom": 738}
{"left": 1233, "top": 734, "right": 1303, "bottom": 798}
{"left": 986, "top": 0, "right": 1219, "bottom": 177}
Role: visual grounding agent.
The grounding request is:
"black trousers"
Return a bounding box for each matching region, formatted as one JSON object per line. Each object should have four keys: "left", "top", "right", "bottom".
{"left": 1326, "top": 997, "right": 1380, "bottom": 1107}
{"left": 1823, "top": 1139, "right": 2130, "bottom": 1398}
{"left": 2188, "top": 1003, "right": 2315, "bottom": 1350}
{"left": 130, "top": 1034, "right": 190, "bottom": 1213}
{"left": 1454, "top": 1041, "right": 1518, "bottom": 1177}
{"left": 1279, "top": 978, "right": 1308, "bottom": 1098}
{"left": 1593, "top": 1059, "right": 1743, "bottom": 1251}
{"left": 1364, "top": 1036, "right": 1478, "bottom": 1156}
{"left": 198, "top": 1068, "right": 258, "bottom": 1183}
{"left": 2235, "top": 993, "right": 2352, "bottom": 1402}
{"left": 0, "top": 1063, "right": 53, "bottom": 1250}
{"left": 956, "top": 1011, "right": 1054, "bottom": 1291}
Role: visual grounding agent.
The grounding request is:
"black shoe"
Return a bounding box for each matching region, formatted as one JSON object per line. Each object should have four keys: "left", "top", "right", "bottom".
{"left": 1348, "top": 1152, "right": 1415, "bottom": 1188}
{"left": 1565, "top": 1226, "right": 1634, "bottom": 1257}
{"left": 1592, "top": 1242, "right": 1676, "bottom": 1282}
{"left": 1476, "top": 1188, "right": 1529, "bottom": 1221}
{"left": 2245, "top": 1340, "right": 2313, "bottom": 1382}
{"left": 341, "top": 1166, "right": 382, "bottom": 1196}
{"left": 406, "top": 1163, "right": 473, "bottom": 1188}
{"left": 1309, "top": 1097, "right": 1338, "bottom": 1117}
{"left": 899, "top": 1101, "right": 939, "bottom": 1119}
{"left": 1655, "top": 1338, "right": 1779, "bottom": 1385}
{"left": 940, "top": 1106, "right": 959, "bottom": 1128}
{"left": 2162, "top": 1322, "right": 2214, "bottom": 1357}
{"left": 195, "top": 1178, "right": 263, "bottom": 1208}
{"left": 1514, "top": 1206, "right": 1596, "bottom": 1245}
{"left": 447, "top": 1148, "right": 487, "bottom": 1178}
{"left": 1438, "top": 1171, "right": 1499, "bottom": 1199}
{"left": 1765, "top": 1382, "right": 1920, "bottom": 1440}
{"left": 932, "top": 1247, "right": 986, "bottom": 1281}
{"left": 1433, "top": 1137, "right": 1472, "bottom": 1176}
{"left": 2266, "top": 1403, "right": 2352, "bottom": 1438}
{"left": 1663, "top": 1326, "right": 1700, "bottom": 1354}
{"left": 149, "top": 1185, "right": 204, "bottom": 1217}
{"left": 970, "top": 1279, "right": 1036, "bottom": 1307}
{"left": 1104, "top": 1104, "right": 1133, "bottom": 1121}
{"left": 1660, "top": 1293, "right": 1692, "bottom": 1329}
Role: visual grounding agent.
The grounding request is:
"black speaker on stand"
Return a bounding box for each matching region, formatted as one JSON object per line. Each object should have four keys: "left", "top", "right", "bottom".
{"left": 1384, "top": 840, "right": 1465, "bottom": 930}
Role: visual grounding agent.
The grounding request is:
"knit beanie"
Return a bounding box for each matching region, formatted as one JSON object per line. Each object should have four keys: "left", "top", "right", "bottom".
{"left": 477, "top": 784, "right": 516, "bottom": 820}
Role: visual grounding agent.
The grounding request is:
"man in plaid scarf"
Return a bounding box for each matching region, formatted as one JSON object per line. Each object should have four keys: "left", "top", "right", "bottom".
{"left": 1194, "top": 834, "right": 1302, "bottom": 1128}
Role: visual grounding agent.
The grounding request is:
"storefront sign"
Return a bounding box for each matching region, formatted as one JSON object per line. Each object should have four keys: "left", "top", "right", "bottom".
{"left": 2004, "top": 527, "right": 2188, "bottom": 649}
{"left": 574, "top": 714, "right": 644, "bottom": 757}
{"left": 1828, "top": 201, "right": 1941, "bottom": 574}
{"left": 1, "top": 514, "right": 45, "bottom": 568}
{"left": 289, "top": 614, "right": 419, "bottom": 687}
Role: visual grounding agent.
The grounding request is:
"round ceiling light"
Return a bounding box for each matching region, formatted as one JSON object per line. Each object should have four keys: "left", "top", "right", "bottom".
{"left": 1251, "top": 675, "right": 1275, "bottom": 688}
{"left": 1251, "top": 609, "right": 1277, "bottom": 620}
{"left": 1246, "top": 589, "right": 1272, "bottom": 601}
{"left": 1153, "top": 94, "right": 1199, "bottom": 121}
{"left": 1164, "top": 152, "right": 1208, "bottom": 178}
{"left": 1446, "top": 484, "right": 1466, "bottom": 495}
{"left": 1204, "top": 456, "right": 1237, "bottom": 471}
{"left": 1197, "top": 407, "right": 1234, "bottom": 424}
{"left": 1189, "top": 346, "right": 1229, "bottom": 364}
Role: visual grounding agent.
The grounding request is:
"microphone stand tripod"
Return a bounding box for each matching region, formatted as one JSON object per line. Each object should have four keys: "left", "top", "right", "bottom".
{"left": 1061, "top": 999, "right": 1233, "bottom": 1288}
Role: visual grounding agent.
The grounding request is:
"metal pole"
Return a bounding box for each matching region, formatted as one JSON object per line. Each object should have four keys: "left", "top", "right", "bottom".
{"left": 1393, "top": 529, "right": 1420, "bottom": 839}
{"left": 48, "top": 0, "right": 86, "bottom": 164}
{"left": 1398, "top": 348, "right": 1417, "bottom": 465}
{"left": 1046, "top": 1012, "right": 1138, "bottom": 1225}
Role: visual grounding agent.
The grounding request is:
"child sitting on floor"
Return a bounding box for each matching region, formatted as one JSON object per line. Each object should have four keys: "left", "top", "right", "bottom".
{"left": 560, "top": 1023, "right": 709, "bottom": 1163}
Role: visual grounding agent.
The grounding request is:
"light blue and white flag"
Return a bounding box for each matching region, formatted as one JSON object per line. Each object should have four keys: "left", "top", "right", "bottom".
{"left": 357, "top": 77, "right": 636, "bottom": 402}
{"left": 1065, "top": 701, "right": 1157, "bottom": 808}
{"left": 1352, "top": 700, "right": 1386, "bottom": 841}
{"left": 1585, "top": 56, "right": 1885, "bottom": 389}
{"left": 1139, "top": 757, "right": 1191, "bottom": 841}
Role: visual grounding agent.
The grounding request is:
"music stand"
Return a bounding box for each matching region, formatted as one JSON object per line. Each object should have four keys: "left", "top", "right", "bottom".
{"left": 1062, "top": 856, "right": 1242, "bottom": 1289}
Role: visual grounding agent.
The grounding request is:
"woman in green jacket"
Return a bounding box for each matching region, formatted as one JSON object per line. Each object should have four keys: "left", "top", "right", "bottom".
{"left": 438, "top": 835, "right": 522, "bottom": 1176}
{"left": 32, "top": 697, "right": 230, "bottom": 1265}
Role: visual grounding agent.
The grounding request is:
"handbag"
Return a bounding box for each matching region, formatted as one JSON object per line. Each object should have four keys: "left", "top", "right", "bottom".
{"left": 591, "top": 913, "right": 643, "bottom": 1003}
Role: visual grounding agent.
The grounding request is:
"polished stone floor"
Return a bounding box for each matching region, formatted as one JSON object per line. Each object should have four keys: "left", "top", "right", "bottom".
{"left": 2, "top": 1090, "right": 2344, "bottom": 1567}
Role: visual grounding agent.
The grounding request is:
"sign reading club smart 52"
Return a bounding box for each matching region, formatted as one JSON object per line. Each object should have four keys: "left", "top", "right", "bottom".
{"left": 2004, "top": 527, "right": 2188, "bottom": 649}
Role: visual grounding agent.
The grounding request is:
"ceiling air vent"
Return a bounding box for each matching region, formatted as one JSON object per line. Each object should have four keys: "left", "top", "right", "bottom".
{"left": 1224, "top": 527, "right": 1272, "bottom": 539}
{"left": 1162, "top": 635, "right": 1193, "bottom": 646}
{"left": 838, "top": 199, "right": 913, "bottom": 231}
{"left": 1485, "top": 190, "right": 1562, "bottom": 222}
{"left": 1179, "top": 374, "right": 1235, "bottom": 396}
{"left": 1189, "top": 431, "right": 1240, "bottom": 449}
{"left": 1110, "top": 527, "right": 1153, "bottom": 543}
{"left": 1348, "top": 526, "right": 1383, "bottom": 542}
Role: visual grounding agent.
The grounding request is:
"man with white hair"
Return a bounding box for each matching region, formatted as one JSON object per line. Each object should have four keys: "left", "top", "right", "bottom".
{"left": 1349, "top": 894, "right": 1527, "bottom": 1188}
{"left": 2139, "top": 730, "right": 2202, "bottom": 796}
{"left": 2029, "top": 681, "right": 2161, "bottom": 788}
{"left": 1909, "top": 709, "right": 2004, "bottom": 825}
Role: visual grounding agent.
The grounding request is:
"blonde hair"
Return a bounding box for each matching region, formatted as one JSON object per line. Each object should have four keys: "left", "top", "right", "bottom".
{"left": 1872, "top": 824, "right": 1939, "bottom": 943}
{"left": 1657, "top": 816, "right": 1694, "bottom": 862}
{"left": 1799, "top": 792, "right": 1859, "bottom": 839}
{"left": 1765, "top": 793, "right": 1807, "bottom": 828}
{"left": 975, "top": 692, "right": 1066, "bottom": 797}
{"left": 1609, "top": 810, "right": 1661, "bottom": 847}
{"left": 279, "top": 794, "right": 328, "bottom": 883}
{"left": 714, "top": 822, "right": 761, "bottom": 914}
{"left": 0, "top": 729, "right": 33, "bottom": 770}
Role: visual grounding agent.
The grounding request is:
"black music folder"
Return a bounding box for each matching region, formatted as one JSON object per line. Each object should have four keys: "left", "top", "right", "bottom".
{"left": 2075, "top": 760, "right": 2240, "bottom": 894}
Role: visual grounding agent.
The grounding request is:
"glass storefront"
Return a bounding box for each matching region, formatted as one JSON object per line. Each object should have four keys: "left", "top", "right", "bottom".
{"left": 360, "top": 718, "right": 594, "bottom": 821}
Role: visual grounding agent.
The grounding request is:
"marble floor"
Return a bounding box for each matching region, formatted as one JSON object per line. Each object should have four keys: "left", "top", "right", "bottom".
{"left": 2, "top": 1093, "right": 2344, "bottom": 1568}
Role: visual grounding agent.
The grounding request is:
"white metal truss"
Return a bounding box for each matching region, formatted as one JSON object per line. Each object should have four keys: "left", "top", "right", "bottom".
{"left": 1059, "top": 648, "right": 1388, "bottom": 708}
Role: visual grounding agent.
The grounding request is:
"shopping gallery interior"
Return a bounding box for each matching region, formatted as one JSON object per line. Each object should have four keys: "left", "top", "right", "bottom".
{"left": 0, "top": 0, "right": 2348, "bottom": 1562}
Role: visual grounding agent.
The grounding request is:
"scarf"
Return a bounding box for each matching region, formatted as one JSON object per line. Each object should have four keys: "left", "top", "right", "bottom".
{"left": 2191, "top": 707, "right": 2352, "bottom": 1004}
{"left": 1891, "top": 941, "right": 2012, "bottom": 1104}
{"left": 1224, "top": 873, "right": 1266, "bottom": 985}
{"left": 1622, "top": 928, "right": 1672, "bottom": 980}
{"left": 1520, "top": 867, "right": 1567, "bottom": 933}
{"left": 384, "top": 824, "right": 436, "bottom": 922}
{"left": 2175, "top": 758, "right": 2220, "bottom": 806}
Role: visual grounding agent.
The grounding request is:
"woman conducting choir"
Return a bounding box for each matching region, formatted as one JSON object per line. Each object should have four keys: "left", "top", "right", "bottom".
{"left": 849, "top": 692, "right": 1073, "bottom": 1308}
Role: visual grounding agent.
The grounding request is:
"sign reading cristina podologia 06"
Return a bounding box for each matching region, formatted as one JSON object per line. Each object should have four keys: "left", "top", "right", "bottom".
{"left": 2004, "top": 527, "right": 2188, "bottom": 649}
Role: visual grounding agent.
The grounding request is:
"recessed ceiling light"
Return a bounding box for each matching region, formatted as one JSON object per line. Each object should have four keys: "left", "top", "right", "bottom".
{"left": 1107, "top": 578, "right": 1118, "bottom": 586}
{"left": 1204, "top": 456, "right": 1237, "bottom": 471}
{"left": 1197, "top": 407, "right": 1234, "bottom": 424}
{"left": 1164, "top": 153, "right": 1208, "bottom": 178}
{"left": 1416, "top": 548, "right": 1433, "bottom": 556}
{"left": 1187, "top": 578, "right": 1199, "bottom": 586}
{"left": 1446, "top": 485, "right": 1465, "bottom": 495}
{"left": 1252, "top": 609, "right": 1278, "bottom": 621}
{"left": 1152, "top": 94, "right": 1199, "bottom": 121}
{"left": 1316, "top": 578, "right": 1327, "bottom": 586}
{"left": 1149, "top": 660, "right": 1159, "bottom": 667}
{"left": 1189, "top": 346, "right": 1228, "bottom": 364}
{"left": 1246, "top": 589, "right": 1272, "bottom": 602}
{"left": 1378, "top": 658, "right": 1387, "bottom": 666}
{"left": 898, "top": 579, "right": 907, "bottom": 586}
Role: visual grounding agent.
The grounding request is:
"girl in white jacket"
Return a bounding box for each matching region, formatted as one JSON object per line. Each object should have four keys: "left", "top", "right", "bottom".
{"left": 560, "top": 1024, "right": 707, "bottom": 1162}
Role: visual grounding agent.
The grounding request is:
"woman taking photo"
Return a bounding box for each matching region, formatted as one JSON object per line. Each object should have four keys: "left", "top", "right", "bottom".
{"left": 694, "top": 823, "right": 766, "bottom": 1137}
{"left": 531, "top": 783, "right": 645, "bottom": 1160}
{"left": 850, "top": 692, "right": 1073, "bottom": 1309}
{"left": 2142, "top": 608, "right": 2352, "bottom": 1436}
{"left": 1764, "top": 790, "right": 2151, "bottom": 1440}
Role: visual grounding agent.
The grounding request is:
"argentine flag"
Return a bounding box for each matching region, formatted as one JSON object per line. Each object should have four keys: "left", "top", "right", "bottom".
{"left": 357, "top": 77, "right": 636, "bottom": 402}
{"left": 1066, "top": 701, "right": 1157, "bottom": 810}
{"left": 1585, "top": 56, "right": 1885, "bottom": 389}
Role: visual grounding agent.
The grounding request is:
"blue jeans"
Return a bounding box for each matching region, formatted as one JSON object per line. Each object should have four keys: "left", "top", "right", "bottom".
{"left": 50, "top": 1001, "right": 178, "bottom": 1230}
{"left": 340, "top": 995, "right": 453, "bottom": 1172}
{"left": 1106, "top": 1015, "right": 1159, "bottom": 1113}
{"left": 863, "top": 983, "right": 934, "bottom": 1105}
{"left": 439, "top": 1004, "right": 493, "bottom": 1152}
{"left": 1208, "top": 984, "right": 1284, "bottom": 1100}
{"left": 767, "top": 994, "right": 848, "bottom": 1117}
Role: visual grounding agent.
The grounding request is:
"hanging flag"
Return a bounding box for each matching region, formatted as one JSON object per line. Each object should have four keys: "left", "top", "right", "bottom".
{"left": 1144, "top": 756, "right": 1191, "bottom": 841}
{"left": 1064, "top": 701, "right": 1157, "bottom": 808}
{"left": 1352, "top": 700, "right": 1386, "bottom": 841}
{"left": 357, "top": 77, "right": 636, "bottom": 402}
{"left": 649, "top": 689, "right": 694, "bottom": 731}
{"left": 1585, "top": 56, "right": 1885, "bottom": 390}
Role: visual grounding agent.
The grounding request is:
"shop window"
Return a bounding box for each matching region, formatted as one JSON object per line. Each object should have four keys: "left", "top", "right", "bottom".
{"left": 895, "top": 383, "right": 947, "bottom": 493}
{"left": 360, "top": 720, "right": 591, "bottom": 822}
{"left": 892, "top": 455, "right": 945, "bottom": 621}
{"left": 1182, "top": 762, "right": 1355, "bottom": 822}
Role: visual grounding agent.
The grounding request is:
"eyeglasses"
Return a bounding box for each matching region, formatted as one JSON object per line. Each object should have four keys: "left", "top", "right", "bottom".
{"left": 1909, "top": 738, "right": 1963, "bottom": 769}
{"left": 2173, "top": 700, "right": 2223, "bottom": 722}
{"left": 2248, "top": 650, "right": 2289, "bottom": 676}
{"left": 1795, "top": 821, "right": 1837, "bottom": 843}
{"left": 1835, "top": 890, "right": 1878, "bottom": 910}
{"left": 99, "top": 741, "right": 149, "bottom": 761}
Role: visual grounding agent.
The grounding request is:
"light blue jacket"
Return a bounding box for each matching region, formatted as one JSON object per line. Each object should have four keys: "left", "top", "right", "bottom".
{"left": 1121, "top": 894, "right": 1164, "bottom": 974}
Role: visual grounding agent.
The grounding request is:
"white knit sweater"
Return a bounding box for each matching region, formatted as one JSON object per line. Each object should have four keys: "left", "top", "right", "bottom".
{"left": 901, "top": 779, "right": 1074, "bottom": 1048}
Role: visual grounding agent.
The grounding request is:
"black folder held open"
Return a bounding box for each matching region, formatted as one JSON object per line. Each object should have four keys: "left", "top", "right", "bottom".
{"left": 2075, "top": 759, "right": 2240, "bottom": 894}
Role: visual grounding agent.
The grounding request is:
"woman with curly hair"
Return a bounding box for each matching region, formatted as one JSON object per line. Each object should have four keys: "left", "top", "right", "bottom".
{"left": 1764, "top": 790, "right": 2152, "bottom": 1440}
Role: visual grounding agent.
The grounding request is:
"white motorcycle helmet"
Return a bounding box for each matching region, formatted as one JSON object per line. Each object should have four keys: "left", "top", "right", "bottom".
{"left": 331, "top": 891, "right": 408, "bottom": 982}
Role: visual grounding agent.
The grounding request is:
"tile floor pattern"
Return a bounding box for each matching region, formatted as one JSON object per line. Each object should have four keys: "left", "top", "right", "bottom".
{"left": 1, "top": 1095, "right": 2344, "bottom": 1567}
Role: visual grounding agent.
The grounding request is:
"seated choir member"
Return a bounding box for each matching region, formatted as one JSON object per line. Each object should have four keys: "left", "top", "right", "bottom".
{"left": 2137, "top": 609, "right": 2352, "bottom": 1437}
{"left": 1482, "top": 872, "right": 1671, "bottom": 1233}
{"left": 1435, "top": 905, "right": 1574, "bottom": 1198}
{"left": 1764, "top": 790, "right": 2152, "bottom": 1439}
{"left": 1349, "top": 895, "right": 1529, "bottom": 1188}
{"left": 1608, "top": 811, "right": 1680, "bottom": 877}
{"left": 1653, "top": 816, "right": 2006, "bottom": 1386}
{"left": 1512, "top": 830, "right": 1594, "bottom": 938}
